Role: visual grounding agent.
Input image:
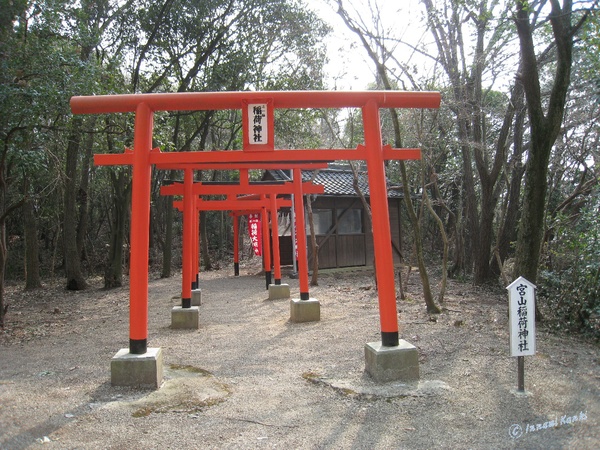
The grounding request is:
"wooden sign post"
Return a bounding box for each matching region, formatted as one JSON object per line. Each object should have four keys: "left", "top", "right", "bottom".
{"left": 507, "top": 276, "right": 536, "bottom": 392}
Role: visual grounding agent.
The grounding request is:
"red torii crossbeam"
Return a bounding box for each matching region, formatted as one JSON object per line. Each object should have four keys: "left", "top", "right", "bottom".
{"left": 71, "top": 90, "right": 440, "bottom": 356}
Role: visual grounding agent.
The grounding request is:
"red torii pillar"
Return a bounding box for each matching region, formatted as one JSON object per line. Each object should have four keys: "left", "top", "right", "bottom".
{"left": 192, "top": 205, "right": 200, "bottom": 290}
{"left": 181, "top": 168, "right": 195, "bottom": 308}
{"left": 288, "top": 167, "right": 321, "bottom": 321}
{"left": 233, "top": 214, "right": 240, "bottom": 276}
{"left": 363, "top": 100, "right": 398, "bottom": 346}
{"left": 129, "top": 103, "right": 153, "bottom": 355}
{"left": 261, "top": 197, "right": 272, "bottom": 289}
{"left": 293, "top": 168, "right": 310, "bottom": 301}
{"left": 269, "top": 194, "right": 283, "bottom": 285}
{"left": 167, "top": 167, "right": 201, "bottom": 330}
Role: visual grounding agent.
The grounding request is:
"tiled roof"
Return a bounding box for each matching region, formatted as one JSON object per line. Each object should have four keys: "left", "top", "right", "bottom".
{"left": 265, "top": 167, "right": 403, "bottom": 198}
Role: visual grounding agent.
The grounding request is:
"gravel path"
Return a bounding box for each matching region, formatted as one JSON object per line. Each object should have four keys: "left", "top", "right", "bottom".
{"left": 1, "top": 266, "right": 598, "bottom": 449}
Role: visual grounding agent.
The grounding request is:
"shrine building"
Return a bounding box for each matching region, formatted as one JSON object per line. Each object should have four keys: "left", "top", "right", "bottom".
{"left": 263, "top": 165, "right": 404, "bottom": 270}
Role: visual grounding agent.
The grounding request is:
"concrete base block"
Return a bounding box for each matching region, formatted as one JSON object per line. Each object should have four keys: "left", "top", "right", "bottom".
{"left": 191, "top": 289, "right": 202, "bottom": 306}
{"left": 171, "top": 306, "right": 199, "bottom": 329}
{"left": 268, "top": 283, "right": 290, "bottom": 300}
{"left": 111, "top": 347, "right": 163, "bottom": 388}
{"left": 290, "top": 298, "right": 320, "bottom": 323}
{"left": 364, "top": 340, "right": 419, "bottom": 382}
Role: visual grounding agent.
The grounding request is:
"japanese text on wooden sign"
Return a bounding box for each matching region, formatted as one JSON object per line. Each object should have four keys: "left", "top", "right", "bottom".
{"left": 507, "top": 276, "right": 536, "bottom": 357}
{"left": 249, "top": 104, "right": 267, "bottom": 145}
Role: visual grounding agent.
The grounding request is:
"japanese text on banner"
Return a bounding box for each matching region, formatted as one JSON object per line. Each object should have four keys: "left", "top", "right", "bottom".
{"left": 248, "top": 213, "right": 262, "bottom": 256}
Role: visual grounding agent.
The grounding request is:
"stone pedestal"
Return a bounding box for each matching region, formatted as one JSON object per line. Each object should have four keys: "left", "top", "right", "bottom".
{"left": 171, "top": 306, "right": 199, "bottom": 329}
{"left": 364, "top": 340, "right": 419, "bottom": 382}
{"left": 191, "top": 289, "right": 202, "bottom": 306}
{"left": 111, "top": 347, "right": 163, "bottom": 388}
{"left": 290, "top": 298, "right": 320, "bottom": 323}
{"left": 268, "top": 283, "right": 290, "bottom": 300}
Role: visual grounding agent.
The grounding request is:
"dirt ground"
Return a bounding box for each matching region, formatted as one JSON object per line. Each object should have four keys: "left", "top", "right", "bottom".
{"left": 1, "top": 262, "right": 598, "bottom": 449}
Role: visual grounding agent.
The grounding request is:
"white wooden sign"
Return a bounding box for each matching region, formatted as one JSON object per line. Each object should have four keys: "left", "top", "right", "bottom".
{"left": 248, "top": 103, "right": 268, "bottom": 145}
{"left": 507, "top": 276, "right": 536, "bottom": 357}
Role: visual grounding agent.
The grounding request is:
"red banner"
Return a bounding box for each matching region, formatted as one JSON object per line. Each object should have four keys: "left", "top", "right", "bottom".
{"left": 248, "top": 213, "right": 262, "bottom": 256}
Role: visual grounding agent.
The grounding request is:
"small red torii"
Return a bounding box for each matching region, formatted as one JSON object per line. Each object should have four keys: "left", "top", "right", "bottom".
{"left": 172, "top": 196, "right": 290, "bottom": 288}
{"left": 71, "top": 90, "right": 440, "bottom": 361}
{"left": 161, "top": 168, "right": 325, "bottom": 298}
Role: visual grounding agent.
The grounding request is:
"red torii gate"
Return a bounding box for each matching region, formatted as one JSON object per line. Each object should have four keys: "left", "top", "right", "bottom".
{"left": 156, "top": 162, "right": 327, "bottom": 284}
{"left": 71, "top": 90, "right": 440, "bottom": 362}
{"left": 163, "top": 172, "right": 324, "bottom": 296}
{"left": 173, "top": 196, "right": 289, "bottom": 288}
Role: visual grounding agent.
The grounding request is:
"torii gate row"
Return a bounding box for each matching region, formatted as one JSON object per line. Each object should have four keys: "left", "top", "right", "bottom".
{"left": 171, "top": 195, "right": 293, "bottom": 292}
{"left": 100, "top": 154, "right": 328, "bottom": 350}
{"left": 228, "top": 209, "right": 290, "bottom": 280}
{"left": 161, "top": 168, "right": 324, "bottom": 295}
{"left": 71, "top": 90, "right": 440, "bottom": 357}
{"left": 164, "top": 175, "right": 324, "bottom": 296}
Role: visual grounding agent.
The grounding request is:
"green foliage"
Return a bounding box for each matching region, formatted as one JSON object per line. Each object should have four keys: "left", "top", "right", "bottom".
{"left": 274, "top": 109, "right": 324, "bottom": 149}
{"left": 0, "top": 0, "right": 332, "bottom": 280}
{"left": 539, "top": 198, "right": 600, "bottom": 341}
{"left": 578, "top": 8, "right": 600, "bottom": 103}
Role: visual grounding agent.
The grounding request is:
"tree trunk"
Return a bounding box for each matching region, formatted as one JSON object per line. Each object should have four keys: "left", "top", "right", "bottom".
{"left": 0, "top": 160, "right": 8, "bottom": 326}
{"left": 24, "top": 195, "right": 42, "bottom": 290}
{"left": 337, "top": 0, "right": 439, "bottom": 312}
{"left": 0, "top": 216, "right": 7, "bottom": 328}
{"left": 76, "top": 116, "right": 96, "bottom": 264}
{"left": 515, "top": 137, "right": 553, "bottom": 284}
{"left": 458, "top": 134, "right": 479, "bottom": 276}
{"left": 400, "top": 162, "right": 441, "bottom": 314}
{"left": 200, "top": 210, "right": 212, "bottom": 270}
{"left": 514, "top": 0, "right": 578, "bottom": 284}
{"left": 64, "top": 117, "right": 87, "bottom": 290}
{"left": 104, "top": 171, "right": 130, "bottom": 289}
{"left": 474, "top": 74, "right": 522, "bottom": 284}
{"left": 447, "top": 182, "right": 466, "bottom": 278}
{"left": 0, "top": 156, "right": 25, "bottom": 326}
{"left": 492, "top": 82, "right": 526, "bottom": 277}
{"left": 421, "top": 0, "right": 482, "bottom": 277}
{"left": 424, "top": 186, "right": 448, "bottom": 304}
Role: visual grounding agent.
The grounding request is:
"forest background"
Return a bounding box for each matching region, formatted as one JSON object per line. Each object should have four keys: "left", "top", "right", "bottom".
{"left": 0, "top": 0, "right": 598, "bottom": 341}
